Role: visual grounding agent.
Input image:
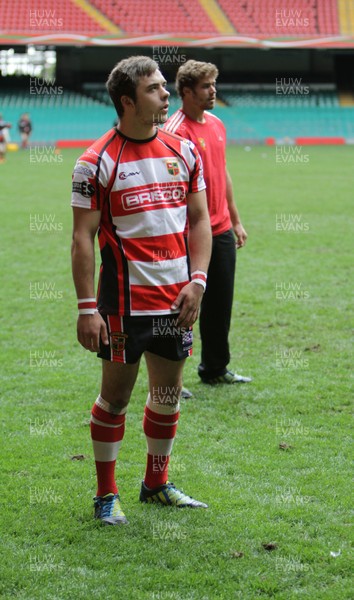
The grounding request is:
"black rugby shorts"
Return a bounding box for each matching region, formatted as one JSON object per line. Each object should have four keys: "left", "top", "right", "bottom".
{"left": 98, "top": 314, "right": 193, "bottom": 364}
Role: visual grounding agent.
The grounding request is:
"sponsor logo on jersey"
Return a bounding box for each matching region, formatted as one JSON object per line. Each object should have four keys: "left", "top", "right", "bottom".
{"left": 72, "top": 181, "right": 95, "bottom": 198}
{"left": 111, "top": 332, "right": 128, "bottom": 356}
{"left": 119, "top": 170, "right": 141, "bottom": 180}
{"left": 165, "top": 160, "right": 180, "bottom": 176}
{"left": 122, "top": 186, "right": 185, "bottom": 211}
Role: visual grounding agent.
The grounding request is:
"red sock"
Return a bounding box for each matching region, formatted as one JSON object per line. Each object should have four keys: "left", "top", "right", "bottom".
{"left": 143, "top": 404, "right": 179, "bottom": 489}
{"left": 90, "top": 396, "right": 126, "bottom": 497}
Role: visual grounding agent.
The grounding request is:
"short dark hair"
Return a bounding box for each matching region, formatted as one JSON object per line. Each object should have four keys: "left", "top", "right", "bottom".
{"left": 176, "top": 60, "right": 219, "bottom": 98}
{"left": 106, "top": 55, "right": 159, "bottom": 117}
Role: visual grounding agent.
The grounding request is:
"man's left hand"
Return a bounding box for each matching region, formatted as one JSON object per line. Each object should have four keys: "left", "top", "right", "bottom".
{"left": 234, "top": 223, "right": 248, "bottom": 248}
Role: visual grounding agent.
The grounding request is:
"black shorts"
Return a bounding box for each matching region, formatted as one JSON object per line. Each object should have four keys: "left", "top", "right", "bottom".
{"left": 98, "top": 314, "right": 193, "bottom": 364}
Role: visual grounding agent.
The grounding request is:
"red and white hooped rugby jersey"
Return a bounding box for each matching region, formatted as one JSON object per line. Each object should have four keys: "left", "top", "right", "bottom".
{"left": 71, "top": 127, "right": 206, "bottom": 316}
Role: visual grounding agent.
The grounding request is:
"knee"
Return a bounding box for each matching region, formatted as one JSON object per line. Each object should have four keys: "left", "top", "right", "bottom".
{"left": 100, "top": 388, "right": 131, "bottom": 411}
{"left": 108, "top": 398, "right": 130, "bottom": 411}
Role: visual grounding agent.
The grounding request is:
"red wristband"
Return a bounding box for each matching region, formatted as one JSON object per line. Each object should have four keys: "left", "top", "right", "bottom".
{"left": 191, "top": 270, "right": 207, "bottom": 291}
{"left": 78, "top": 298, "right": 97, "bottom": 315}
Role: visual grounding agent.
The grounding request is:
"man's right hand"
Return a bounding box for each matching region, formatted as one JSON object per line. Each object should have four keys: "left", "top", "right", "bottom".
{"left": 77, "top": 313, "right": 109, "bottom": 352}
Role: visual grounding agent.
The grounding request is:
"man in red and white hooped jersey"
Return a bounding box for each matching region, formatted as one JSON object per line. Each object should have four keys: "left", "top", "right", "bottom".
{"left": 71, "top": 56, "right": 212, "bottom": 524}
{"left": 164, "top": 60, "right": 251, "bottom": 388}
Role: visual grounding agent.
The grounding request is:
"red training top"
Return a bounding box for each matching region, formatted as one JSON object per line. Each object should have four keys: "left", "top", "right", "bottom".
{"left": 164, "top": 109, "right": 231, "bottom": 236}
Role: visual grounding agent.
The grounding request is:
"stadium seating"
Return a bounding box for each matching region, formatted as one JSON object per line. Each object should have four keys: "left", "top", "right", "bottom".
{"left": 213, "top": 87, "right": 353, "bottom": 140}
{"left": 1, "top": 85, "right": 353, "bottom": 144}
{"left": 221, "top": 90, "right": 340, "bottom": 108}
{"left": 216, "top": 0, "right": 339, "bottom": 35}
{"left": 1, "top": 1, "right": 352, "bottom": 145}
{"left": 219, "top": 106, "right": 354, "bottom": 141}
{"left": 0, "top": 0, "right": 107, "bottom": 33}
{"left": 89, "top": 0, "right": 218, "bottom": 34}
{"left": 0, "top": 0, "right": 350, "bottom": 36}
{"left": 0, "top": 88, "right": 115, "bottom": 141}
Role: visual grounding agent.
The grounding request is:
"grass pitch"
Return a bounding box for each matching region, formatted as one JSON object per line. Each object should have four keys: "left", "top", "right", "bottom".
{"left": 1, "top": 145, "right": 352, "bottom": 599}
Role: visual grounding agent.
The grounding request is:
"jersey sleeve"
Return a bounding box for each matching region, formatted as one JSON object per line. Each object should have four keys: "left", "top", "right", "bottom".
{"left": 180, "top": 138, "right": 206, "bottom": 194}
{"left": 71, "top": 152, "right": 107, "bottom": 210}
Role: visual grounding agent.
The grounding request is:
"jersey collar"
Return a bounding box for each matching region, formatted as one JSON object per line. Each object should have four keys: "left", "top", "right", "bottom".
{"left": 116, "top": 127, "right": 158, "bottom": 144}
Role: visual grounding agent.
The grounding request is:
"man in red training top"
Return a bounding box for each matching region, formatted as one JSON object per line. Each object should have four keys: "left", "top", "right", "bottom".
{"left": 71, "top": 56, "right": 212, "bottom": 525}
{"left": 164, "top": 60, "right": 251, "bottom": 388}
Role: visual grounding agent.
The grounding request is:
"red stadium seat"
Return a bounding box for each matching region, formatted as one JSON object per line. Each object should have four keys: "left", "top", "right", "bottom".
{"left": 218, "top": 0, "right": 339, "bottom": 35}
